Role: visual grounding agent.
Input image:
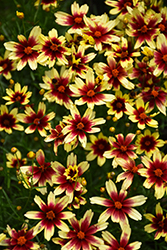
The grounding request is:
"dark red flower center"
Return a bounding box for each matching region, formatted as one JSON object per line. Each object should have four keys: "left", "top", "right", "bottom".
{"left": 112, "top": 69, "right": 119, "bottom": 78}
{"left": 124, "top": 2, "right": 132, "bottom": 8}
{"left": 77, "top": 122, "right": 84, "bottom": 130}
{"left": 162, "top": 54, "right": 167, "bottom": 62}
{"left": 121, "top": 51, "right": 128, "bottom": 58}
{"left": 24, "top": 46, "right": 32, "bottom": 55}
{"left": 118, "top": 247, "right": 125, "bottom": 250}
{"left": 58, "top": 85, "right": 65, "bottom": 93}
{"left": 46, "top": 210, "right": 56, "bottom": 220}
{"left": 151, "top": 90, "right": 159, "bottom": 97}
{"left": 15, "top": 95, "right": 21, "bottom": 102}
{"left": 116, "top": 102, "right": 123, "bottom": 109}
{"left": 17, "top": 236, "right": 27, "bottom": 246}
{"left": 145, "top": 140, "right": 151, "bottom": 146}
{"left": 158, "top": 220, "right": 164, "bottom": 228}
{"left": 77, "top": 230, "right": 85, "bottom": 239}
{"left": 3, "top": 119, "right": 10, "bottom": 126}
{"left": 94, "top": 31, "right": 102, "bottom": 38}
{"left": 3, "top": 63, "right": 8, "bottom": 69}
{"left": 98, "top": 144, "right": 104, "bottom": 150}
{"left": 33, "top": 118, "right": 40, "bottom": 125}
{"left": 39, "top": 164, "right": 47, "bottom": 172}
{"left": 120, "top": 145, "right": 127, "bottom": 152}
{"left": 139, "top": 112, "right": 147, "bottom": 120}
{"left": 74, "top": 17, "right": 83, "bottom": 24}
{"left": 158, "top": 23, "right": 166, "bottom": 32}
{"left": 114, "top": 201, "right": 122, "bottom": 209}
{"left": 87, "top": 89, "right": 95, "bottom": 97}
{"left": 131, "top": 166, "right": 138, "bottom": 173}
{"left": 154, "top": 168, "right": 163, "bottom": 177}
{"left": 140, "top": 25, "right": 148, "bottom": 33}
{"left": 50, "top": 43, "right": 58, "bottom": 51}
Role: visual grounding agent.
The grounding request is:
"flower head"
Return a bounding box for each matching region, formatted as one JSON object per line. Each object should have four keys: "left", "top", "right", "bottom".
{"left": 34, "top": 0, "right": 57, "bottom": 10}
{"left": 0, "top": 50, "right": 16, "bottom": 79}
{"left": 6, "top": 149, "right": 27, "bottom": 169}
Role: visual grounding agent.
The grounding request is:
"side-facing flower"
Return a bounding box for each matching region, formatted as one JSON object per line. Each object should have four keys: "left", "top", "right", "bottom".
{"left": 4, "top": 26, "right": 41, "bottom": 70}
{"left": 17, "top": 102, "right": 55, "bottom": 137}
{"left": 34, "top": 0, "right": 57, "bottom": 10}
{"left": 53, "top": 209, "right": 108, "bottom": 250}
{"left": 0, "top": 50, "right": 16, "bottom": 79}
{"left": 24, "top": 192, "right": 74, "bottom": 241}
{"left": 6, "top": 149, "right": 27, "bottom": 169}
{"left": 105, "top": 0, "right": 138, "bottom": 16}
{"left": 62, "top": 105, "right": 106, "bottom": 148}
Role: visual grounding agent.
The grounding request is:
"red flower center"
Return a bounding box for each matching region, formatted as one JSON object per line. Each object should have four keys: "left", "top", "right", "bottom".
{"left": 139, "top": 112, "right": 147, "bottom": 120}
{"left": 3, "top": 119, "right": 10, "bottom": 126}
{"left": 74, "top": 17, "right": 83, "bottom": 24}
{"left": 94, "top": 31, "right": 102, "bottom": 38}
{"left": 118, "top": 247, "right": 125, "bottom": 250}
{"left": 151, "top": 90, "right": 159, "bottom": 97}
{"left": 158, "top": 220, "right": 164, "bottom": 228}
{"left": 77, "top": 122, "right": 84, "bottom": 130}
{"left": 158, "top": 23, "right": 165, "bottom": 32}
{"left": 77, "top": 230, "right": 85, "bottom": 239}
{"left": 140, "top": 25, "right": 148, "bottom": 33}
{"left": 98, "top": 143, "right": 104, "bottom": 150}
{"left": 162, "top": 54, "right": 167, "bottom": 62}
{"left": 17, "top": 236, "right": 27, "bottom": 246}
{"left": 121, "top": 51, "right": 128, "bottom": 58}
{"left": 112, "top": 69, "right": 119, "bottom": 78}
{"left": 124, "top": 2, "right": 132, "bottom": 8}
{"left": 58, "top": 85, "right": 65, "bottom": 93}
{"left": 40, "top": 165, "right": 46, "bottom": 172}
{"left": 34, "top": 118, "right": 40, "bottom": 125}
{"left": 132, "top": 166, "right": 138, "bottom": 173}
{"left": 46, "top": 210, "right": 56, "bottom": 220}
{"left": 24, "top": 46, "right": 32, "bottom": 55}
{"left": 15, "top": 96, "right": 21, "bottom": 101}
{"left": 154, "top": 168, "right": 163, "bottom": 177}
{"left": 145, "top": 140, "right": 151, "bottom": 146}
{"left": 114, "top": 201, "right": 122, "bottom": 209}
{"left": 3, "top": 63, "right": 8, "bottom": 69}
{"left": 120, "top": 145, "right": 127, "bottom": 152}
{"left": 87, "top": 89, "right": 95, "bottom": 97}
{"left": 116, "top": 102, "right": 123, "bottom": 109}
{"left": 50, "top": 43, "right": 58, "bottom": 51}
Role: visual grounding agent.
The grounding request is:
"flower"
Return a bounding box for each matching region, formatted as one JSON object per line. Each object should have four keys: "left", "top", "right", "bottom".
{"left": 51, "top": 152, "right": 89, "bottom": 202}
{"left": 24, "top": 192, "right": 74, "bottom": 241}
{"left": 20, "top": 149, "right": 56, "bottom": 195}
{"left": 138, "top": 150, "right": 167, "bottom": 199}
{"left": 3, "top": 82, "right": 32, "bottom": 105}
{"left": 0, "top": 50, "right": 16, "bottom": 79}
{"left": 37, "top": 28, "right": 70, "bottom": 68}
{"left": 53, "top": 209, "right": 108, "bottom": 250}
{"left": 90, "top": 179, "right": 147, "bottom": 231}
{"left": 6, "top": 149, "right": 27, "bottom": 169}
{"left": 17, "top": 102, "right": 55, "bottom": 137}
{"left": 105, "top": 0, "right": 139, "bottom": 16}
{"left": 0, "top": 105, "right": 24, "bottom": 134}
{"left": 4, "top": 26, "right": 41, "bottom": 70}
{"left": 62, "top": 105, "right": 106, "bottom": 148}
{"left": 135, "top": 129, "right": 165, "bottom": 157}
{"left": 70, "top": 69, "right": 115, "bottom": 109}
{"left": 55, "top": 1, "right": 89, "bottom": 34}
{"left": 85, "top": 132, "right": 111, "bottom": 166}
{"left": 103, "top": 133, "right": 137, "bottom": 168}
{"left": 34, "top": 0, "right": 58, "bottom": 10}
{"left": 39, "top": 67, "right": 73, "bottom": 109}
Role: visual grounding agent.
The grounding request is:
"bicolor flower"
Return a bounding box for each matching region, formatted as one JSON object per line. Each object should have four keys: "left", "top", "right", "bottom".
{"left": 53, "top": 209, "right": 108, "bottom": 250}
{"left": 3, "top": 82, "right": 32, "bottom": 105}
{"left": 4, "top": 26, "right": 41, "bottom": 70}
{"left": 90, "top": 179, "right": 147, "bottom": 231}
{"left": 62, "top": 105, "right": 106, "bottom": 148}
{"left": 6, "top": 149, "right": 27, "bottom": 169}
{"left": 0, "top": 105, "right": 24, "bottom": 134}
{"left": 17, "top": 102, "right": 55, "bottom": 137}
{"left": 0, "top": 50, "right": 16, "bottom": 79}
{"left": 24, "top": 192, "right": 74, "bottom": 241}
{"left": 34, "top": 0, "right": 58, "bottom": 10}
{"left": 105, "top": 0, "right": 139, "bottom": 16}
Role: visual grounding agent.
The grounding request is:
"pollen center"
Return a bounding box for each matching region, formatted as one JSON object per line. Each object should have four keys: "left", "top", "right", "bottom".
{"left": 151, "top": 90, "right": 158, "bottom": 97}
{"left": 74, "top": 17, "right": 82, "bottom": 24}
{"left": 46, "top": 210, "right": 56, "bottom": 220}
{"left": 158, "top": 23, "right": 165, "bottom": 32}
{"left": 64, "top": 165, "right": 78, "bottom": 181}
{"left": 140, "top": 25, "right": 148, "bottom": 33}
{"left": 120, "top": 145, "right": 127, "bottom": 152}
{"left": 124, "top": 2, "right": 132, "bottom": 7}
{"left": 115, "top": 201, "right": 122, "bottom": 209}
{"left": 3, "top": 119, "right": 10, "bottom": 126}
{"left": 118, "top": 247, "right": 125, "bottom": 250}
{"left": 77, "top": 230, "right": 85, "bottom": 239}
{"left": 17, "top": 236, "right": 27, "bottom": 246}
{"left": 3, "top": 63, "right": 8, "bottom": 69}
{"left": 98, "top": 144, "right": 104, "bottom": 150}
{"left": 34, "top": 118, "right": 40, "bottom": 125}
{"left": 154, "top": 168, "right": 163, "bottom": 177}
{"left": 24, "top": 46, "right": 32, "bottom": 55}
{"left": 77, "top": 122, "right": 84, "bottom": 130}
{"left": 132, "top": 166, "right": 138, "bottom": 173}
{"left": 112, "top": 69, "right": 119, "bottom": 78}
{"left": 139, "top": 112, "right": 147, "bottom": 120}
{"left": 50, "top": 43, "right": 58, "bottom": 51}
{"left": 158, "top": 220, "right": 164, "bottom": 228}
{"left": 145, "top": 140, "right": 151, "bottom": 146}
{"left": 87, "top": 89, "right": 95, "bottom": 97}
{"left": 58, "top": 85, "right": 65, "bottom": 93}
{"left": 94, "top": 31, "right": 102, "bottom": 38}
{"left": 16, "top": 96, "right": 21, "bottom": 101}
{"left": 116, "top": 102, "right": 123, "bottom": 109}
{"left": 162, "top": 54, "right": 167, "bottom": 62}
{"left": 121, "top": 51, "right": 128, "bottom": 58}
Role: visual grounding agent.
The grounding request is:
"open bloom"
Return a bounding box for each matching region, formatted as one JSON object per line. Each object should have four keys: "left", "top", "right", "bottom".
{"left": 62, "top": 105, "right": 106, "bottom": 148}
{"left": 0, "top": 50, "right": 16, "bottom": 79}
{"left": 17, "top": 102, "right": 55, "bottom": 137}
{"left": 6, "top": 149, "right": 27, "bottom": 169}
{"left": 25, "top": 192, "right": 74, "bottom": 241}
{"left": 3, "top": 82, "right": 32, "bottom": 105}
{"left": 138, "top": 151, "right": 167, "bottom": 199}
{"left": 105, "top": 0, "right": 139, "bottom": 16}
{"left": 90, "top": 179, "right": 147, "bottom": 231}
{"left": 4, "top": 26, "right": 41, "bottom": 70}
{"left": 34, "top": 0, "right": 57, "bottom": 10}
{"left": 53, "top": 209, "right": 108, "bottom": 250}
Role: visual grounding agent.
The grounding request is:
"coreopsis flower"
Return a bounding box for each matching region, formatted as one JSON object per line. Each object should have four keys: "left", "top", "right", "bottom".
{"left": 0, "top": 50, "right": 16, "bottom": 79}
{"left": 2, "top": 225, "right": 39, "bottom": 250}
{"left": 4, "top": 26, "right": 41, "bottom": 70}
{"left": 125, "top": 98, "right": 158, "bottom": 130}
{"left": 37, "top": 28, "right": 70, "bottom": 68}
{"left": 90, "top": 179, "right": 147, "bottom": 231}
{"left": 82, "top": 14, "right": 120, "bottom": 51}
{"left": 138, "top": 86, "right": 167, "bottom": 115}
{"left": 6, "top": 149, "right": 27, "bottom": 169}
{"left": 62, "top": 105, "right": 106, "bottom": 148}
{"left": 55, "top": 1, "right": 89, "bottom": 34}
{"left": 94, "top": 56, "right": 134, "bottom": 90}
{"left": 34, "top": 0, "right": 57, "bottom": 10}
{"left": 116, "top": 158, "right": 143, "bottom": 190}
{"left": 103, "top": 133, "right": 137, "bottom": 168}
{"left": 51, "top": 152, "right": 89, "bottom": 202}
{"left": 3, "top": 82, "right": 32, "bottom": 105}
{"left": 68, "top": 187, "right": 87, "bottom": 210}
{"left": 106, "top": 90, "right": 133, "bottom": 120}
{"left": 105, "top": 0, "right": 139, "bottom": 16}
{"left": 135, "top": 129, "right": 165, "bottom": 157}
{"left": 100, "top": 230, "right": 142, "bottom": 250}
{"left": 53, "top": 209, "right": 108, "bottom": 250}
{"left": 17, "top": 102, "right": 55, "bottom": 137}
{"left": 126, "top": 8, "right": 161, "bottom": 49}
{"left": 20, "top": 149, "right": 56, "bottom": 195}
{"left": 157, "top": 7, "right": 167, "bottom": 38}
{"left": 85, "top": 132, "right": 111, "bottom": 167}
{"left": 39, "top": 67, "right": 73, "bottom": 109}
{"left": 25, "top": 192, "right": 74, "bottom": 241}
{"left": 144, "top": 202, "right": 165, "bottom": 240}
{"left": 70, "top": 69, "right": 115, "bottom": 109}
{"left": 0, "top": 105, "right": 24, "bottom": 134}
{"left": 138, "top": 150, "right": 167, "bottom": 199}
